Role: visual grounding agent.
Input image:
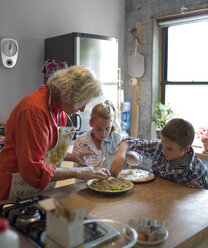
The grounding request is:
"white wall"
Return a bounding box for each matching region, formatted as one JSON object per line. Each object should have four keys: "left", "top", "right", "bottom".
{"left": 0, "top": 0, "right": 125, "bottom": 122}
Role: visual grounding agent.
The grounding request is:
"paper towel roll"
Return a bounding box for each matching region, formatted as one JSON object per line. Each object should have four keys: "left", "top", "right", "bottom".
{"left": 129, "top": 78, "right": 137, "bottom": 86}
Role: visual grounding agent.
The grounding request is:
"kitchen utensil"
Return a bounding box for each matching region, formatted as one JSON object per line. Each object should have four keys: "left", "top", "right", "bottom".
{"left": 128, "top": 39, "right": 144, "bottom": 78}
{"left": 126, "top": 151, "right": 142, "bottom": 166}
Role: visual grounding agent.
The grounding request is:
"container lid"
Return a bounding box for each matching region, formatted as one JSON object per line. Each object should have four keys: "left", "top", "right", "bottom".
{"left": 0, "top": 218, "right": 9, "bottom": 232}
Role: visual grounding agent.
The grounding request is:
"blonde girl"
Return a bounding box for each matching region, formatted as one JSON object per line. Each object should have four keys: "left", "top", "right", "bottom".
{"left": 73, "top": 100, "right": 123, "bottom": 169}
{"left": 73, "top": 100, "right": 142, "bottom": 171}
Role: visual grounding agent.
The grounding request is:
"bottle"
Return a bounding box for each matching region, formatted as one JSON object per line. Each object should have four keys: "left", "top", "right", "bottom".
{"left": 120, "top": 101, "right": 131, "bottom": 131}
{"left": 0, "top": 218, "right": 20, "bottom": 248}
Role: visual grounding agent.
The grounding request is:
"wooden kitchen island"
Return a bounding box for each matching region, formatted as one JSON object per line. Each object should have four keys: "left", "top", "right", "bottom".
{"left": 14, "top": 178, "right": 208, "bottom": 247}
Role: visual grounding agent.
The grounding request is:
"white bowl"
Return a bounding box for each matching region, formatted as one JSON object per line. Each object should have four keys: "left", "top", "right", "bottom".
{"left": 83, "top": 218, "right": 138, "bottom": 248}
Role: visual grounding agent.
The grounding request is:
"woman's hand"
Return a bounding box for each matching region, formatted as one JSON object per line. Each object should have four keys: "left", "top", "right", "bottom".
{"left": 110, "top": 156, "right": 126, "bottom": 178}
{"left": 76, "top": 167, "right": 111, "bottom": 180}
{"left": 64, "top": 152, "right": 93, "bottom": 166}
{"left": 53, "top": 166, "right": 110, "bottom": 182}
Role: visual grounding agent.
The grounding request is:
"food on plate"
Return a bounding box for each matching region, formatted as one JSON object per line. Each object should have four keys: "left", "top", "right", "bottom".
{"left": 87, "top": 178, "right": 133, "bottom": 192}
{"left": 137, "top": 231, "right": 148, "bottom": 241}
{"left": 137, "top": 231, "right": 160, "bottom": 241}
{"left": 117, "top": 169, "right": 155, "bottom": 183}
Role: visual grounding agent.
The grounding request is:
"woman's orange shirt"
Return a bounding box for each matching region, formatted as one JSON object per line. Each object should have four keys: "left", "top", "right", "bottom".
{"left": 0, "top": 85, "right": 67, "bottom": 200}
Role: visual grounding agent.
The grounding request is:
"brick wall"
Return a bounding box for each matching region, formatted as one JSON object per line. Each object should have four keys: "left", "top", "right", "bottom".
{"left": 125, "top": 0, "right": 208, "bottom": 139}
{"left": 125, "top": 0, "right": 208, "bottom": 168}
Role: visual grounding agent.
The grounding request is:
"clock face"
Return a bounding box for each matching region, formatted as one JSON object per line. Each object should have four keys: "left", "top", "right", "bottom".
{"left": 2, "top": 39, "right": 18, "bottom": 57}
{"left": 1, "top": 38, "right": 19, "bottom": 68}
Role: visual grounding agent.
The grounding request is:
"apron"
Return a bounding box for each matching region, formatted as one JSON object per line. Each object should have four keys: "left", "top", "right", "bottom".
{"left": 9, "top": 96, "right": 76, "bottom": 199}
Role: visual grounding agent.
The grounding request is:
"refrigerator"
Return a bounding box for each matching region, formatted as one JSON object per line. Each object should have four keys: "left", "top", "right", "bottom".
{"left": 44, "top": 32, "right": 119, "bottom": 136}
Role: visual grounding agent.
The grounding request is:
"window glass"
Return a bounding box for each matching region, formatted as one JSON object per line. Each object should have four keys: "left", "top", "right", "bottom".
{"left": 165, "top": 84, "right": 207, "bottom": 145}
{"left": 167, "top": 21, "right": 208, "bottom": 82}
{"left": 163, "top": 19, "right": 208, "bottom": 146}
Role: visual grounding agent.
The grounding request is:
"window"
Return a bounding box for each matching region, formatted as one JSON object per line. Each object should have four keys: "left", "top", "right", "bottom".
{"left": 160, "top": 16, "right": 208, "bottom": 145}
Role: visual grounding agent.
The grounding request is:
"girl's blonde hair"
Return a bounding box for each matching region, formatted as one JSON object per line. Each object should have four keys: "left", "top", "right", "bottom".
{"left": 46, "top": 65, "right": 102, "bottom": 104}
{"left": 90, "top": 100, "right": 121, "bottom": 132}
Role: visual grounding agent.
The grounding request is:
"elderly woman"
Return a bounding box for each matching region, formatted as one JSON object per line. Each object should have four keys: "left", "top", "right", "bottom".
{"left": 0, "top": 65, "right": 110, "bottom": 200}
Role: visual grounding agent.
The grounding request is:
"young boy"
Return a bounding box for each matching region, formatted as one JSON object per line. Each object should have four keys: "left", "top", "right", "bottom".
{"left": 110, "top": 118, "right": 208, "bottom": 189}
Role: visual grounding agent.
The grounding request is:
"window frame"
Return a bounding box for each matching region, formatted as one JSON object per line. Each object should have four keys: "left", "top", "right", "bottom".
{"left": 160, "top": 23, "right": 208, "bottom": 104}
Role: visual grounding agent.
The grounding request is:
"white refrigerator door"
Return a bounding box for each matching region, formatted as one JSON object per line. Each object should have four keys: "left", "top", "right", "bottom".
{"left": 74, "top": 36, "right": 118, "bottom": 134}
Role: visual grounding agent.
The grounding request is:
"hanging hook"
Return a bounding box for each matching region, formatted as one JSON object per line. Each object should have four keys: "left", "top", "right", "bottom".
{"left": 130, "top": 27, "right": 140, "bottom": 46}
{"left": 130, "top": 27, "right": 137, "bottom": 38}
{"left": 180, "top": 6, "right": 188, "bottom": 14}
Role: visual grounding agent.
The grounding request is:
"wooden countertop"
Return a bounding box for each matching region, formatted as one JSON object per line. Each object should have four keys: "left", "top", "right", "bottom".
{"left": 8, "top": 178, "right": 208, "bottom": 248}
{"left": 193, "top": 146, "right": 208, "bottom": 160}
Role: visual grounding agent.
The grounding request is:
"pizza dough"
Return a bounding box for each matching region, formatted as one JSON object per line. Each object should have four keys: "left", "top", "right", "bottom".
{"left": 117, "top": 169, "right": 155, "bottom": 183}
{"left": 86, "top": 178, "right": 134, "bottom": 193}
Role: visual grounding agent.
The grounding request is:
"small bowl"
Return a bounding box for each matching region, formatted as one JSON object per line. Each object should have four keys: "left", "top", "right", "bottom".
{"left": 83, "top": 154, "right": 105, "bottom": 168}
{"left": 125, "top": 219, "right": 169, "bottom": 246}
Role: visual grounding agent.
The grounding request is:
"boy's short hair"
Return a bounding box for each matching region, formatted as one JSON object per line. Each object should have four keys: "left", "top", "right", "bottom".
{"left": 161, "top": 118, "right": 195, "bottom": 148}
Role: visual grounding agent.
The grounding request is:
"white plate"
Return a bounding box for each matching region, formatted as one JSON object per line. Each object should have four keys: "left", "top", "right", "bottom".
{"left": 124, "top": 229, "right": 169, "bottom": 246}
{"left": 117, "top": 169, "right": 155, "bottom": 183}
{"left": 86, "top": 178, "right": 134, "bottom": 194}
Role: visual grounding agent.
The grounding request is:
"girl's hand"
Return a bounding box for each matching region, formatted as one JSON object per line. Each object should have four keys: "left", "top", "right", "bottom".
{"left": 110, "top": 156, "right": 126, "bottom": 178}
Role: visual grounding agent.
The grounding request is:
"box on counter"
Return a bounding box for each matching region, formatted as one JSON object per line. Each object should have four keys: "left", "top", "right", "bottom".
{"left": 39, "top": 193, "right": 94, "bottom": 248}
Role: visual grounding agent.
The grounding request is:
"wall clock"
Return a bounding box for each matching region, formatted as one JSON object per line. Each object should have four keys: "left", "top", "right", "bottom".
{"left": 1, "top": 38, "right": 19, "bottom": 68}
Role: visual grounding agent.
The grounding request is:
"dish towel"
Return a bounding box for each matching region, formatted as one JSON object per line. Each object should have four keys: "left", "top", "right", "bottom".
{"left": 42, "top": 59, "right": 68, "bottom": 78}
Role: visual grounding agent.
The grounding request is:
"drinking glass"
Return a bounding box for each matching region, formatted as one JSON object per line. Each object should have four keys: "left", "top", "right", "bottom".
{"left": 83, "top": 155, "right": 105, "bottom": 168}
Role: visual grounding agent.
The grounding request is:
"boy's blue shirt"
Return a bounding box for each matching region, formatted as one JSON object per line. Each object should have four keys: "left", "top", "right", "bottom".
{"left": 125, "top": 137, "right": 208, "bottom": 189}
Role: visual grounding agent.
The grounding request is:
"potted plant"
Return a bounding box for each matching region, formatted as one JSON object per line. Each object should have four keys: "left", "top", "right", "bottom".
{"left": 152, "top": 102, "right": 174, "bottom": 138}
{"left": 195, "top": 127, "right": 208, "bottom": 153}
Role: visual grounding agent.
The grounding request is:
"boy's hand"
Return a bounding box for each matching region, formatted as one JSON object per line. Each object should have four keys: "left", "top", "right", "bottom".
{"left": 110, "top": 156, "right": 125, "bottom": 178}
{"left": 187, "top": 180, "right": 203, "bottom": 189}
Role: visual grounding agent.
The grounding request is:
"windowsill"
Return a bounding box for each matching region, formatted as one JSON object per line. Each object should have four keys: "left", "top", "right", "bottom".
{"left": 193, "top": 145, "right": 208, "bottom": 160}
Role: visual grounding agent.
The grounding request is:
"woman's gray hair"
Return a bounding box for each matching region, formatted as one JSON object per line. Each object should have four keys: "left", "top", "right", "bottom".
{"left": 46, "top": 65, "right": 102, "bottom": 104}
